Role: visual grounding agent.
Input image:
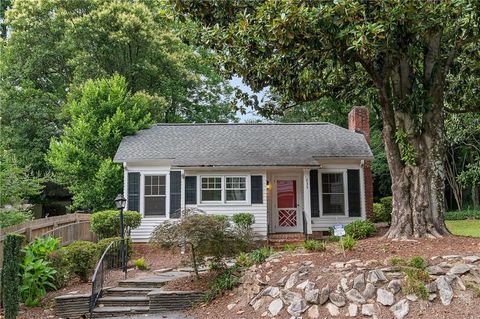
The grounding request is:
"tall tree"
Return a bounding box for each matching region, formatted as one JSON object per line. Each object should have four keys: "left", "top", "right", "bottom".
{"left": 0, "top": 0, "right": 237, "bottom": 174}
{"left": 46, "top": 75, "right": 155, "bottom": 211}
{"left": 175, "top": 0, "right": 480, "bottom": 238}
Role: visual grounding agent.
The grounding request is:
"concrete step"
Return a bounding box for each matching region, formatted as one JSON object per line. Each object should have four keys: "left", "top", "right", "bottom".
{"left": 103, "top": 287, "right": 159, "bottom": 297}
{"left": 97, "top": 296, "right": 149, "bottom": 307}
{"left": 92, "top": 306, "right": 149, "bottom": 318}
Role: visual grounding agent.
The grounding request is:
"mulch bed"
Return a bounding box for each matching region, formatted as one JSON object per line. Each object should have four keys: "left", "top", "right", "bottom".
{"left": 187, "top": 234, "right": 480, "bottom": 319}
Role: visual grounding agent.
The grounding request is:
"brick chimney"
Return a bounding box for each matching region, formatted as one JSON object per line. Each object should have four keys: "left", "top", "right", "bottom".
{"left": 348, "top": 107, "right": 374, "bottom": 221}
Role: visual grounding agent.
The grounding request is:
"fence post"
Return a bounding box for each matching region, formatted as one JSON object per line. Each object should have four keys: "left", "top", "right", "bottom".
{"left": 25, "top": 227, "right": 32, "bottom": 242}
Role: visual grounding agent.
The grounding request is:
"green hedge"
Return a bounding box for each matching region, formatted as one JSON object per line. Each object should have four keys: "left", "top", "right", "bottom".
{"left": 2, "top": 234, "right": 25, "bottom": 319}
{"left": 90, "top": 210, "right": 141, "bottom": 239}
{"left": 444, "top": 210, "right": 480, "bottom": 220}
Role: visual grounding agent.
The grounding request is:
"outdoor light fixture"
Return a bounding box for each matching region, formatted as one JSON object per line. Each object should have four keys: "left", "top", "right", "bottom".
{"left": 114, "top": 194, "right": 127, "bottom": 278}
{"left": 114, "top": 194, "right": 127, "bottom": 210}
{"left": 266, "top": 180, "right": 271, "bottom": 190}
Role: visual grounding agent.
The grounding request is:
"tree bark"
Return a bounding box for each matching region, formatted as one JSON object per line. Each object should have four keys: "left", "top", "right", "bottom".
{"left": 378, "top": 88, "right": 450, "bottom": 239}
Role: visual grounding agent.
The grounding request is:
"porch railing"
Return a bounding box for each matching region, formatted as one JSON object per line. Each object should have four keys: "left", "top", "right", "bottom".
{"left": 89, "top": 239, "right": 127, "bottom": 317}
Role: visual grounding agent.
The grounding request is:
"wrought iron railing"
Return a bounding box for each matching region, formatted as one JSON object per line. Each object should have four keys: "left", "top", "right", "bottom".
{"left": 89, "top": 239, "right": 127, "bottom": 317}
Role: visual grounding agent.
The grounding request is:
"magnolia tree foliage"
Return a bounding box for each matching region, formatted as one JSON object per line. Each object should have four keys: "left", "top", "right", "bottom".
{"left": 46, "top": 75, "right": 154, "bottom": 211}
{"left": 175, "top": 0, "right": 480, "bottom": 238}
{"left": 150, "top": 208, "right": 250, "bottom": 277}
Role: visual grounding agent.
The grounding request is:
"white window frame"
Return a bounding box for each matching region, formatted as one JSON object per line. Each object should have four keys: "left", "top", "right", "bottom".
{"left": 143, "top": 174, "right": 168, "bottom": 216}
{"left": 225, "top": 176, "right": 248, "bottom": 203}
{"left": 197, "top": 174, "right": 251, "bottom": 205}
{"left": 138, "top": 170, "right": 170, "bottom": 218}
{"left": 200, "top": 176, "right": 223, "bottom": 203}
{"left": 319, "top": 169, "right": 349, "bottom": 217}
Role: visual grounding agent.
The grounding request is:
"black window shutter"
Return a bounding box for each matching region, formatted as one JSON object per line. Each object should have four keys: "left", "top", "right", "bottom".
{"left": 251, "top": 175, "right": 263, "bottom": 204}
{"left": 310, "top": 170, "right": 319, "bottom": 217}
{"left": 185, "top": 176, "right": 197, "bottom": 205}
{"left": 169, "top": 171, "right": 182, "bottom": 218}
{"left": 127, "top": 172, "right": 140, "bottom": 212}
{"left": 347, "top": 169, "right": 361, "bottom": 217}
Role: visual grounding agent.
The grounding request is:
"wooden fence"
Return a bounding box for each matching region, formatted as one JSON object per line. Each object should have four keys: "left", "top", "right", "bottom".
{"left": 0, "top": 213, "right": 95, "bottom": 265}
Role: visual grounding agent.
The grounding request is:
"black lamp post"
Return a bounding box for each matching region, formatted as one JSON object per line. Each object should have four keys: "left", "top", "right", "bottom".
{"left": 114, "top": 194, "right": 127, "bottom": 278}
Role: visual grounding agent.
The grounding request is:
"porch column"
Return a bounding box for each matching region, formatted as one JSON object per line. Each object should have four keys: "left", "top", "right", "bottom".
{"left": 303, "top": 169, "right": 313, "bottom": 234}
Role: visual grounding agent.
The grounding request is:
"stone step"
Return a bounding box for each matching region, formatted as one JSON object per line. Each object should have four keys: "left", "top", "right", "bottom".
{"left": 103, "top": 287, "right": 159, "bottom": 297}
{"left": 97, "top": 296, "right": 149, "bottom": 307}
{"left": 92, "top": 306, "right": 149, "bottom": 318}
{"left": 118, "top": 273, "right": 191, "bottom": 288}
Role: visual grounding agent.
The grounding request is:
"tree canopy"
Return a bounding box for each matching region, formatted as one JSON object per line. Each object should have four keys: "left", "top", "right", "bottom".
{"left": 175, "top": 0, "right": 480, "bottom": 238}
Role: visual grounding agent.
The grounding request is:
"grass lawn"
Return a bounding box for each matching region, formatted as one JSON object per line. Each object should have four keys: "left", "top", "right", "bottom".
{"left": 446, "top": 220, "right": 480, "bottom": 237}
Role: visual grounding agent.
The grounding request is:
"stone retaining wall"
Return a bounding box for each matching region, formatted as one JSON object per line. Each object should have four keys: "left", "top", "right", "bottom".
{"left": 55, "top": 293, "right": 91, "bottom": 318}
{"left": 148, "top": 290, "right": 204, "bottom": 312}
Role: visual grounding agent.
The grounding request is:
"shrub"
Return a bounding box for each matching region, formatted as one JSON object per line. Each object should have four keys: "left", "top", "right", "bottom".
{"left": 0, "top": 209, "right": 33, "bottom": 228}
{"left": 402, "top": 268, "right": 430, "bottom": 300}
{"left": 388, "top": 256, "right": 407, "bottom": 266}
{"left": 96, "top": 237, "right": 133, "bottom": 261}
{"left": 232, "top": 213, "right": 256, "bottom": 252}
{"left": 27, "top": 236, "right": 60, "bottom": 260}
{"left": 345, "top": 220, "right": 376, "bottom": 239}
{"left": 339, "top": 235, "right": 357, "bottom": 251}
{"left": 379, "top": 196, "right": 393, "bottom": 222}
{"left": 373, "top": 203, "right": 390, "bottom": 223}
{"left": 48, "top": 248, "right": 70, "bottom": 289}
{"left": 303, "top": 240, "right": 326, "bottom": 251}
{"left": 150, "top": 208, "right": 242, "bottom": 278}
{"left": 203, "top": 265, "right": 241, "bottom": 302}
{"left": 249, "top": 247, "right": 274, "bottom": 264}
{"left": 2, "top": 234, "right": 24, "bottom": 319}
{"left": 444, "top": 210, "right": 480, "bottom": 220}
{"left": 283, "top": 243, "right": 297, "bottom": 252}
{"left": 134, "top": 257, "right": 149, "bottom": 270}
{"left": 232, "top": 213, "right": 255, "bottom": 230}
{"left": 409, "top": 256, "right": 427, "bottom": 269}
{"left": 90, "top": 210, "right": 142, "bottom": 239}
{"left": 236, "top": 252, "right": 254, "bottom": 268}
{"left": 64, "top": 241, "right": 98, "bottom": 282}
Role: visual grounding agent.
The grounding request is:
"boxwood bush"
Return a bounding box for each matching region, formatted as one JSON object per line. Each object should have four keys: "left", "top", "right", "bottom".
{"left": 2, "top": 234, "right": 25, "bottom": 319}
{"left": 90, "top": 210, "right": 141, "bottom": 239}
{"left": 64, "top": 241, "right": 98, "bottom": 282}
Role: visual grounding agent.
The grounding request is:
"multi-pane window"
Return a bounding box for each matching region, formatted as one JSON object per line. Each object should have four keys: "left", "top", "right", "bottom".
{"left": 226, "top": 177, "right": 247, "bottom": 201}
{"left": 321, "top": 173, "right": 346, "bottom": 215}
{"left": 201, "top": 177, "right": 222, "bottom": 202}
{"left": 144, "top": 175, "right": 166, "bottom": 216}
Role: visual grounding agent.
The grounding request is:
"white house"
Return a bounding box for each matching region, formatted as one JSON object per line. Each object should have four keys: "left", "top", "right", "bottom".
{"left": 113, "top": 107, "right": 374, "bottom": 242}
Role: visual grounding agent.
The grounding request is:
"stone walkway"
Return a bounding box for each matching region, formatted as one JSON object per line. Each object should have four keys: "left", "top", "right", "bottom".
{"left": 108, "top": 312, "right": 194, "bottom": 319}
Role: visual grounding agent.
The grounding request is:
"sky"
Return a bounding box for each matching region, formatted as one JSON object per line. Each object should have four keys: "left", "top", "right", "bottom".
{"left": 229, "top": 76, "right": 268, "bottom": 123}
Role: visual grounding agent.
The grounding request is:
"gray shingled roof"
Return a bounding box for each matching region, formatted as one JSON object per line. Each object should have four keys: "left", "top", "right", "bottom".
{"left": 113, "top": 123, "right": 373, "bottom": 166}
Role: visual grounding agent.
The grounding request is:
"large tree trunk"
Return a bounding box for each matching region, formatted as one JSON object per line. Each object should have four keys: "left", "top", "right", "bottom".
{"left": 378, "top": 88, "right": 450, "bottom": 239}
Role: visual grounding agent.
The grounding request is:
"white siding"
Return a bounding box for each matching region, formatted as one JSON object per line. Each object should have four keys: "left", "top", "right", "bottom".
{"left": 311, "top": 216, "right": 364, "bottom": 231}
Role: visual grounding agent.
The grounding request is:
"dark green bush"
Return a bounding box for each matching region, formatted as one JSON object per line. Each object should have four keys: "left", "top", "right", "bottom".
{"left": 48, "top": 248, "right": 70, "bottom": 289}
{"left": 444, "top": 210, "right": 480, "bottom": 220}
{"left": 2, "top": 234, "right": 25, "bottom": 319}
{"left": 64, "top": 241, "right": 98, "bottom": 282}
{"left": 90, "top": 210, "right": 142, "bottom": 239}
{"left": 96, "top": 236, "right": 133, "bottom": 261}
{"left": 409, "top": 256, "right": 427, "bottom": 269}
{"left": 345, "top": 220, "right": 376, "bottom": 239}
{"left": 379, "top": 196, "right": 393, "bottom": 222}
{"left": 0, "top": 209, "right": 34, "bottom": 228}
{"left": 373, "top": 202, "right": 391, "bottom": 223}
{"left": 232, "top": 213, "right": 255, "bottom": 230}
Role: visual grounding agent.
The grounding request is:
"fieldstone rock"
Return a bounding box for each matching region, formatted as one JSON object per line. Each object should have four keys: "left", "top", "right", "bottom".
{"left": 277, "top": 275, "right": 288, "bottom": 287}
{"left": 281, "top": 266, "right": 288, "bottom": 272}
{"left": 452, "top": 276, "right": 466, "bottom": 291}
{"left": 319, "top": 285, "right": 330, "bottom": 305}
{"left": 436, "top": 276, "right": 454, "bottom": 305}
{"left": 280, "top": 290, "right": 303, "bottom": 305}
{"left": 390, "top": 299, "right": 409, "bottom": 319}
{"left": 227, "top": 303, "right": 236, "bottom": 310}
{"left": 388, "top": 280, "right": 402, "bottom": 294}
{"left": 361, "top": 304, "right": 376, "bottom": 316}
{"left": 329, "top": 292, "right": 346, "bottom": 307}
{"left": 331, "top": 262, "right": 345, "bottom": 269}
{"left": 425, "top": 282, "right": 437, "bottom": 293}
{"left": 367, "top": 269, "right": 387, "bottom": 284}
{"left": 250, "top": 286, "right": 280, "bottom": 305}
{"left": 253, "top": 296, "right": 272, "bottom": 311}
{"left": 287, "top": 298, "right": 308, "bottom": 317}
{"left": 326, "top": 303, "right": 340, "bottom": 316}
{"left": 406, "top": 294, "right": 418, "bottom": 302}
{"left": 448, "top": 264, "right": 471, "bottom": 276}
{"left": 268, "top": 299, "right": 283, "bottom": 316}
{"left": 348, "top": 303, "right": 358, "bottom": 317}
{"left": 376, "top": 288, "right": 395, "bottom": 306}
{"left": 443, "top": 255, "right": 461, "bottom": 260}
{"left": 429, "top": 293, "right": 437, "bottom": 301}
{"left": 285, "top": 272, "right": 300, "bottom": 289}
{"left": 426, "top": 265, "right": 445, "bottom": 275}
{"left": 463, "top": 255, "right": 480, "bottom": 263}
{"left": 347, "top": 259, "right": 362, "bottom": 264}
{"left": 363, "top": 283, "right": 376, "bottom": 300}
{"left": 365, "top": 259, "right": 379, "bottom": 267}
{"left": 353, "top": 273, "right": 365, "bottom": 291}
{"left": 340, "top": 277, "right": 349, "bottom": 291}
{"left": 307, "top": 305, "right": 320, "bottom": 319}
{"left": 346, "top": 289, "right": 366, "bottom": 304}
{"left": 305, "top": 288, "right": 320, "bottom": 304}
{"left": 296, "top": 279, "right": 311, "bottom": 290}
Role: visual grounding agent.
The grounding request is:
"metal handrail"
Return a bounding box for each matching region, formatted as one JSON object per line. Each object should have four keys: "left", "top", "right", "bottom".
{"left": 89, "top": 239, "right": 127, "bottom": 317}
